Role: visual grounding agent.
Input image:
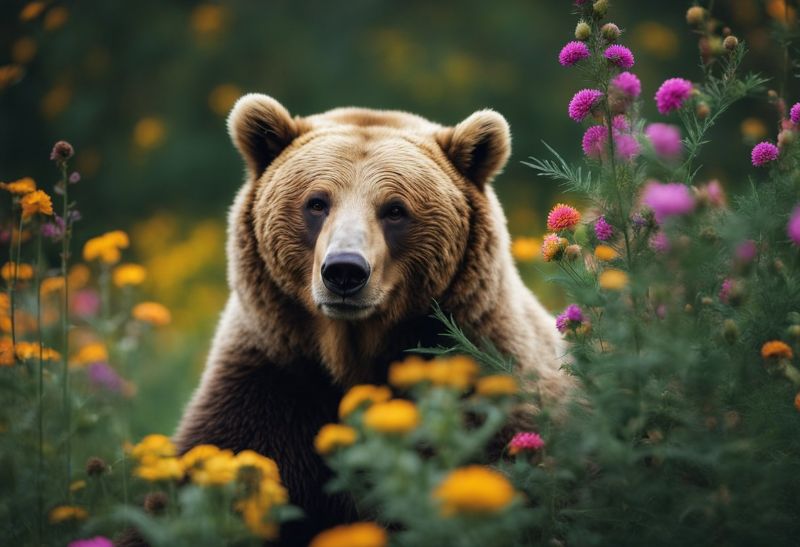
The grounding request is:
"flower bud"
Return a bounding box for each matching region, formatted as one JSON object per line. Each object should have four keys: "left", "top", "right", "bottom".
{"left": 778, "top": 129, "right": 795, "bottom": 147}
{"left": 86, "top": 456, "right": 108, "bottom": 477}
{"left": 696, "top": 102, "right": 711, "bottom": 119}
{"left": 593, "top": 0, "right": 608, "bottom": 17}
{"left": 788, "top": 324, "right": 800, "bottom": 339}
{"left": 686, "top": 6, "right": 706, "bottom": 26}
{"left": 723, "top": 35, "right": 739, "bottom": 50}
{"left": 684, "top": 304, "right": 694, "bottom": 314}
{"left": 601, "top": 22, "right": 620, "bottom": 42}
{"left": 49, "top": 140, "right": 74, "bottom": 164}
{"left": 565, "top": 244, "right": 582, "bottom": 261}
{"left": 144, "top": 491, "right": 169, "bottom": 515}
{"left": 701, "top": 296, "right": 713, "bottom": 306}
{"left": 723, "top": 319, "right": 739, "bottom": 344}
{"left": 575, "top": 21, "right": 591, "bottom": 41}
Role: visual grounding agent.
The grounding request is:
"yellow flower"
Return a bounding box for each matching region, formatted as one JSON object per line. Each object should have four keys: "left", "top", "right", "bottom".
{"left": 69, "top": 480, "right": 86, "bottom": 492}
{"left": 1, "top": 262, "right": 34, "bottom": 282}
{"left": 191, "top": 4, "right": 226, "bottom": 34}
{"left": 135, "top": 457, "right": 184, "bottom": 482}
{"left": 48, "top": 505, "right": 88, "bottom": 523}
{"left": 113, "top": 263, "right": 147, "bottom": 287}
{"left": 14, "top": 341, "right": 60, "bottom": 362}
{"left": 363, "top": 399, "right": 420, "bottom": 434}
{"left": 131, "top": 434, "right": 176, "bottom": 461}
{"left": 189, "top": 450, "right": 237, "bottom": 485}
{"left": 132, "top": 301, "right": 172, "bottom": 326}
{"left": 338, "top": 384, "right": 391, "bottom": 418}
{"left": 511, "top": 237, "right": 541, "bottom": 262}
{"left": 209, "top": 84, "right": 241, "bottom": 116}
{"left": 794, "top": 392, "right": 800, "bottom": 412}
{"left": 20, "top": 189, "right": 54, "bottom": 219}
{"left": 594, "top": 245, "right": 618, "bottom": 261}
{"left": 19, "top": 2, "right": 46, "bottom": 22}
{"left": 180, "top": 444, "right": 222, "bottom": 470}
{"left": 598, "top": 269, "right": 629, "bottom": 290}
{"left": 388, "top": 356, "right": 429, "bottom": 389}
{"left": 433, "top": 466, "right": 516, "bottom": 516}
{"left": 235, "top": 450, "right": 281, "bottom": 482}
{"left": 0, "top": 177, "right": 36, "bottom": 194}
{"left": 70, "top": 342, "right": 108, "bottom": 368}
{"left": 314, "top": 424, "right": 358, "bottom": 455}
{"left": 1, "top": 338, "right": 14, "bottom": 366}
{"left": 40, "top": 276, "right": 65, "bottom": 296}
{"left": 309, "top": 522, "right": 388, "bottom": 547}
{"left": 740, "top": 117, "right": 768, "bottom": 141}
{"left": 133, "top": 117, "right": 166, "bottom": 150}
{"left": 237, "top": 496, "right": 280, "bottom": 540}
{"left": 427, "top": 355, "right": 479, "bottom": 390}
{"left": 83, "top": 230, "right": 130, "bottom": 264}
{"left": 475, "top": 375, "right": 519, "bottom": 397}
{"left": 761, "top": 340, "right": 793, "bottom": 360}
{"left": 43, "top": 6, "right": 69, "bottom": 31}
{"left": 68, "top": 264, "right": 91, "bottom": 290}
{"left": 541, "top": 233, "right": 568, "bottom": 262}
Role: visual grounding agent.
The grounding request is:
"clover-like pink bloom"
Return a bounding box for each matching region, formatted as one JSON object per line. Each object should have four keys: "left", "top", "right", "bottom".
{"left": 655, "top": 78, "right": 693, "bottom": 114}
{"left": 751, "top": 141, "right": 779, "bottom": 166}
{"left": 556, "top": 304, "right": 584, "bottom": 333}
{"left": 642, "top": 181, "right": 696, "bottom": 223}
{"left": 614, "top": 134, "right": 640, "bottom": 161}
{"left": 645, "top": 123, "right": 682, "bottom": 159}
{"left": 611, "top": 71, "right": 641, "bottom": 98}
{"left": 559, "top": 41, "right": 590, "bottom": 66}
{"left": 547, "top": 203, "right": 582, "bottom": 231}
{"left": 735, "top": 240, "right": 757, "bottom": 264}
{"left": 604, "top": 45, "right": 635, "bottom": 69}
{"left": 582, "top": 125, "right": 607, "bottom": 159}
{"left": 69, "top": 538, "right": 113, "bottom": 547}
{"left": 569, "top": 89, "right": 603, "bottom": 122}
{"left": 594, "top": 216, "right": 613, "bottom": 241}
{"left": 788, "top": 206, "right": 800, "bottom": 246}
{"left": 790, "top": 102, "right": 800, "bottom": 125}
{"left": 509, "top": 432, "right": 545, "bottom": 455}
{"left": 650, "top": 231, "right": 670, "bottom": 253}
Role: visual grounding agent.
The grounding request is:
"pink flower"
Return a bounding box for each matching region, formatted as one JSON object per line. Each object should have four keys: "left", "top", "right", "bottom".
{"left": 655, "top": 78, "right": 693, "bottom": 114}
{"left": 556, "top": 304, "right": 584, "bottom": 333}
{"left": 645, "top": 123, "right": 682, "bottom": 159}
{"left": 611, "top": 71, "right": 641, "bottom": 98}
{"left": 547, "top": 203, "right": 581, "bottom": 231}
{"left": 582, "top": 125, "right": 608, "bottom": 159}
{"left": 69, "top": 538, "right": 113, "bottom": 547}
{"left": 649, "top": 231, "right": 671, "bottom": 253}
{"left": 703, "top": 179, "right": 726, "bottom": 208}
{"left": 719, "top": 278, "right": 733, "bottom": 304}
{"left": 604, "top": 45, "right": 635, "bottom": 69}
{"left": 735, "top": 240, "right": 757, "bottom": 264}
{"left": 71, "top": 289, "right": 101, "bottom": 318}
{"left": 642, "top": 181, "right": 696, "bottom": 223}
{"left": 788, "top": 206, "right": 800, "bottom": 246}
{"left": 614, "top": 134, "right": 640, "bottom": 161}
{"left": 791, "top": 102, "right": 800, "bottom": 125}
{"left": 594, "top": 216, "right": 613, "bottom": 241}
{"left": 569, "top": 89, "right": 603, "bottom": 122}
{"left": 751, "top": 141, "right": 779, "bottom": 166}
{"left": 559, "top": 41, "right": 590, "bottom": 66}
{"left": 509, "top": 432, "right": 545, "bottom": 455}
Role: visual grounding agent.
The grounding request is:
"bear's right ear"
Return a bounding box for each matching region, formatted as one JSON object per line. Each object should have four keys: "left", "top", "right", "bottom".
{"left": 227, "top": 94, "right": 304, "bottom": 176}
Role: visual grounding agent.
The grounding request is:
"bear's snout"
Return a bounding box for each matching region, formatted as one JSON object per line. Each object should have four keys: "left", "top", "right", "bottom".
{"left": 321, "top": 252, "right": 371, "bottom": 297}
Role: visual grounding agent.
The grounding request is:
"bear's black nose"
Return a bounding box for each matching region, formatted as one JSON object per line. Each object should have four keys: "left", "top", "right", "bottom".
{"left": 321, "top": 253, "right": 371, "bottom": 297}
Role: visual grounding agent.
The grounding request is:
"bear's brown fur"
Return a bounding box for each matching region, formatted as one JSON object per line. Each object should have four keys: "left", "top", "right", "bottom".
{"left": 174, "top": 95, "right": 568, "bottom": 545}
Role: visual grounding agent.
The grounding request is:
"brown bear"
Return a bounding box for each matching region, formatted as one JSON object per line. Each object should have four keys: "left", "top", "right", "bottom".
{"left": 173, "top": 94, "right": 568, "bottom": 544}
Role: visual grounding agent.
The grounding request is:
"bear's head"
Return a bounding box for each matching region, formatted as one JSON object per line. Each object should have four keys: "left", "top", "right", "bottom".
{"left": 226, "top": 94, "right": 511, "bottom": 370}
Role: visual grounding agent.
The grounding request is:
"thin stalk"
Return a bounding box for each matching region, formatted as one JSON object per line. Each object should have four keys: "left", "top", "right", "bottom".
{"left": 10, "top": 212, "right": 24, "bottom": 353}
{"left": 59, "top": 161, "right": 71, "bottom": 498}
{"left": 35, "top": 227, "right": 43, "bottom": 545}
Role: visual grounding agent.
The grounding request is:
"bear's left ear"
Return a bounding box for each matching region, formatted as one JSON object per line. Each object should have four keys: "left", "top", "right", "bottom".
{"left": 436, "top": 109, "right": 511, "bottom": 188}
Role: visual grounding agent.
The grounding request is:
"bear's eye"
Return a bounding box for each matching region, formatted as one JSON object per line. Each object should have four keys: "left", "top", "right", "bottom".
{"left": 385, "top": 204, "right": 407, "bottom": 222}
{"left": 307, "top": 198, "right": 328, "bottom": 215}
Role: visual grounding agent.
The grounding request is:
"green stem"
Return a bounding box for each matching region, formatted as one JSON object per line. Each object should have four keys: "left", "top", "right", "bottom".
{"left": 10, "top": 211, "right": 24, "bottom": 355}
{"left": 59, "top": 161, "right": 71, "bottom": 498}
{"left": 35, "top": 227, "right": 43, "bottom": 546}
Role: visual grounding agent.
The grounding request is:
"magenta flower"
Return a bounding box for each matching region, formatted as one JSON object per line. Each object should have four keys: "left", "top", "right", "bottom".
{"left": 751, "top": 141, "right": 779, "bottom": 167}
{"left": 69, "top": 538, "right": 113, "bottom": 547}
{"left": 703, "top": 179, "right": 726, "bottom": 208}
{"left": 614, "top": 134, "right": 640, "bottom": 161}
{"left": 581, "top": 121, "right": 638, "bottom": 162}
{"left": 569, "top": 89, "right": 603, "bottom": 122}
{"left": 649, "top": 231, "right": 671, "bottom": 253}
{"left": 642, "top": 181, "right": 696, "bottom": 223}
{"left": 559, "top": 41, "right": 590, "bottom": 66}
{"left": 582, "top": 125, "right": 607, "bottom": 159}
{"left": 719, "top": 278, "right": 733, "bottom": 304}
{"left": 791, "top": 102, "right": 800, "bottom": 125}
{"left": 88, "top": 363, "right": 124, "bottom": 393}
{"left": 69, "top": 171, "right": 81, "bottom": 184}
{"left": 556, "top": 304, "right": 584, "bottom": 333}
{"left": 594, "top": 216, "right": 613, "bottom": 241}
{"left": 655, "top": 78, "right": 693, "bottom": 114}
{"left": 72, "top": 289, "right": 101, "bottom": 318}
{"left": 645, "top": 123, "right": 682, "bottom": 159}
{"left": 604, "top": 45, "right": 635, "bottom": 69}
{"left": 547, "top": 203, "right": 582, "bottom": 231}
{"left": 509, "top": 432, "right": 545, "bottom": 454}
{"left": 735, "top": 240, "right": 757, "bottom": 264}
{"left": 788, "top": 206, "right": 800, "bottom": 246}
{"left": 611, "top": 71, "right": 641, "bottom": 98}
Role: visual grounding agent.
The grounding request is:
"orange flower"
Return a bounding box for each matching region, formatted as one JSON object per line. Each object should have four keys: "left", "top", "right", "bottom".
{"left": 388, "top": 356, "right": 429, "bottom": 389}
{"left": 761, "top": 340, "right": 793, "bottom": 360}
{"left": 0, "top": 338, "right": 13, "bottom": 366}
{"left": 511, "top": 237, "right": 541, "bottom": 262}
{"left": 309, "top": 522, "right": 387, "bottom": 547}
{"left": 427, "top": 356, "right": 479, "bottom": 390}
{"left": 83, "top": 230, "right": 130, "bottom": 264}
{"left": 1, "top": 262, "right": 34, "bottom": 281}
{"left": 314, "top": 424, "right": 358, "bottom": 455}
{"left": 599, "top": 269, "right": 629, "bottom": 290}
{"left": 113, "top": 263, "right": 147, "bottom": 287}
{"left": 48, "top": 505, "right": 88, "bottom": 523}
{"left": 20, "top": 190, "right": 54, "bottom": 219}
{"left": 363, "top": 400, "right": 420, "bottom": 434}
{"left": 338, "top": 384, "right": 391, "bottom": 418}
{"left": 594, "top": 245, "right": 618, "bottom": 261}
{"left": 433, "top": 466, "right": 516, "bottom": 516}
{"left": 475, "top": 375, "right": 519, "bottom": 397}
{"left": 794, "top": 392, "right": 800, "bottom": 412}
{"left": 132, "top": 302, "right": 171, "bottom": 326}
{"left": 0, "top": 177, "right": 36, "bottom": 194}
{"left": 70, "top": 342, "right": 108, "bottom": 367}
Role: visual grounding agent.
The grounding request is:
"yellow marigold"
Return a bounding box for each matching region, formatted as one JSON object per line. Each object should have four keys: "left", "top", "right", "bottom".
{"left": 433, "top": 465, "right": 516, "bottom": 516}
{"left": 0, "top": 338, "right": 14, "bottom": 366}
{"left": 338, "top": 384, "right": 391, "bottom": 418}
{"left": 309, "top": 522, "right": 388, "bottom": 547}
{"left": 388, "top": 356, "right": 429, "bottom": 388}
{"left": 1, "top": 262, "right": 34, "bottom": 281}
{"left": 48, "top": 505, "right": 88, "bottom": 523}
{"left": 180, "top": 444, "right": 221, "bottom": 470}
{"left": 511, "top": 237, "right": 541, "bottom": 262}
{"left": 0, "top": 177, "right": 36, "bottom": 194}
{"left": 68, "top": 264, "right": 90, "bottom": 290}
{"left": 761, "top": 340, "right": 793, "bottom": 360}
{"left": 237, "top": 495, "right": 280, "bottom": 540}
{"left": 135, "top": 457, "right": 184, "bottom": 482}
{"left": 598, "top": 269, "right": 629, "bottom": 290}
{"left": 235, "top": 449, "right": 281, "bottom": 482}
{"left": 314, "top": 424, "right": 358, "bottom": 455}
{"left": 83, "top": 230, "right": 130, "bottom": 264}
{"left": 363, "top": 399, "right": 420, "bottom": 434}
{"left": 189, "top": 450, "right": 238, "bottom": 486}
{"left": 69, "top": 480, "right": 86, "bottom": 492}
{"left": 427, "top": 355, "right": 479, "bottom": 390}
{"left": 70, "top": 342, "right": 108, "bottom": 367}
{"left": 131, "top": 434, "right": 176, "bottom": 461}
{"left": 132, "top": 301, "right": 171, "bottom": 326}
{"left": 113, "top": 263, "right": 147, "bottom": 287}
{"left": 594, "top": 245, "right": 619, "bottom": 261}
{"left": 14, "top": 341, "right": 60, "bottom": 362}
{"left": 20, "top": 189, "right": 53, "bottom": 219}
{"left": 40, "top": 276, "right": 65, "bottom": 296}
{"left": 475, "top": 375, "right": 519, "bottom": 397}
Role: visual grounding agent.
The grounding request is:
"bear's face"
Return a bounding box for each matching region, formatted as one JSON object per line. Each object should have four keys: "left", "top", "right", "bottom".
{"left": 228, "top": 95, "right": 511, "bottom": 325}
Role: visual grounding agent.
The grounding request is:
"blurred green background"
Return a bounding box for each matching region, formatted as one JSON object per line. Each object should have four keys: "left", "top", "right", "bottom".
{"left": 1, "top": 0, "right": 797, "bottom": 436}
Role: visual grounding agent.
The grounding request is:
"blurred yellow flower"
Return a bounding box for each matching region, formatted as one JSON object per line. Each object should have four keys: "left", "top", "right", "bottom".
{"left": 41, "top": 83, "right": 72, "bottom": 119}
{"left": 237, "top": 496, "right": 280, "bottom": 539}
{"left": 43, "top": 6, "right": 69, "bottom": 31}
{"left": 761, "top": 340, "right": 793, "bottom": 360}
{"left": 209, "top": 84, "right": 241, "bottom": 116}
{"left": 180, "top": 444, "right": 222, "bottom": 470}
{"left": 131, "top": 434, "right": 176, "bottom": 461}
{"left": 235, "top": 450, "right": 281, "bottom": 482}
{"left": 0, "top": 65, "right": 23, "bottom": 90}
{"left": 68, "top": 264, "right": 91, "bottom": 290}
{"left": 15, "top": 341, "right": 60, "bottom": 362}
{"left": 363, "top": 399, "right": 420, "bottom": 434}
{"left": 631, "top": 21, "right": 679, "bottom": 59}
{"left": 70, "top": 342, "right": 108, "bottom": 367}
{"left": 21, "top": 189, "right": 54, "bottom": 219}
{"left": 1, "top": 338, "right": 14, "bottom": 366}
{"left": 69, "top": 480, "right": 86, "bottom": 492}
{"left": 48, "top": 505, "right": 88, "bottom": 523}
{"left": 599, "top": 269, "right": 629, "bottom": 290}
{"left": 433, "top": 465, "right": 516, "bottom": 516}
{"left": 136, "top": 457, "right": 184, "bottom": 482}
{"left": 740, "top": 117, "right": 768, "bottom": 141}
{"left": 512, "top": 236, "right": 541, "bottom": 262}
{"left": 189, "top": 450, "right": 237, "bottom": 485}
{"left": 0, "top": 177, "right": 36, "bottom": 194}
{"left": 314, "top": 424, "right": 358, "bottom": 455}
{"left": 40, "top": 276, "right": 65, "bottom": 296}
{"left": 191, "top": 4, "right": 226, "bottom": 34}
{"left": 338, "top": 384, "right": 391, "bottom": 418}
{"left": 475, "top": 374, "right": 519, "bottom": 397}
{"left": 309, "top": 522, "right": 388, "bottom": 547}
{"left": 388, "top": 356, "right": 429, "bottom": 388}
{"left": 19, "top": 2, "right": 45, "bottom": 21}
{"left": 427, "top": 356, "right": 479, "bottom": 390}
{"left": 1, "top": 262, "right": 34, "bottom": 282}
{"left": 11, "top": 37, "right": 37, "bottom": 64}
{"left": 113, "top": 263, "right": 147, "bottom": 287}
{"left": 594, "top": 245, "right": 618, "bottom": 261}
{"left": 133, "top": 117, "right": 166, "bottom": 150}
{"left": 83, "top": 230, "right": 130, "bottom": 263}
{"left": 767, "top": 0, "right": 797, "bottom": 24}
{"left": 132, "top": 302, "right": 172, "bottom": 326}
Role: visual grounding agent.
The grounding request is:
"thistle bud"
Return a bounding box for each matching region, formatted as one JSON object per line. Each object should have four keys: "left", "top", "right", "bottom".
{"left": 144, "top": 491, "right": 169, "bottom": 515}
{"left": 701, "top": 296, "right": 713, "bottom": 306}
{"left": 593, "top": 0, "right": 608, "bottom": 17}
{"left": 601, "top": 22, "right": 620, "bottom": 42}
{"left": 723, "top": 35, "right": 739, "bottom": 50}
{"left": 575, "top": 21, "right": 591, "bottom": 41}
{"left": 49, "top": 140, "right": 74, "bottom": 165}
{"left": 788, "top": 324, "right": 800, "bottom": 339}
{"left": 723, "top": 319, "right": 739, "bottom": 344}
{"left": 686, "top": 6, "right": 706, "bottom": 26}
{"left": 778, "top": 129, "right": 795, "bottom": 147}
{"left": 696, "top": 102, "right": 711, "bottom": 119}
{"left": 86, "top": 456, "right": 108, "bottom": 477}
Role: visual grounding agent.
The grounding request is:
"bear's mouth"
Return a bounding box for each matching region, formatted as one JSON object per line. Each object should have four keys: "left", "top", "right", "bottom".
{"left": 319, "top": 302, "right": 375, "bottom": 320}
